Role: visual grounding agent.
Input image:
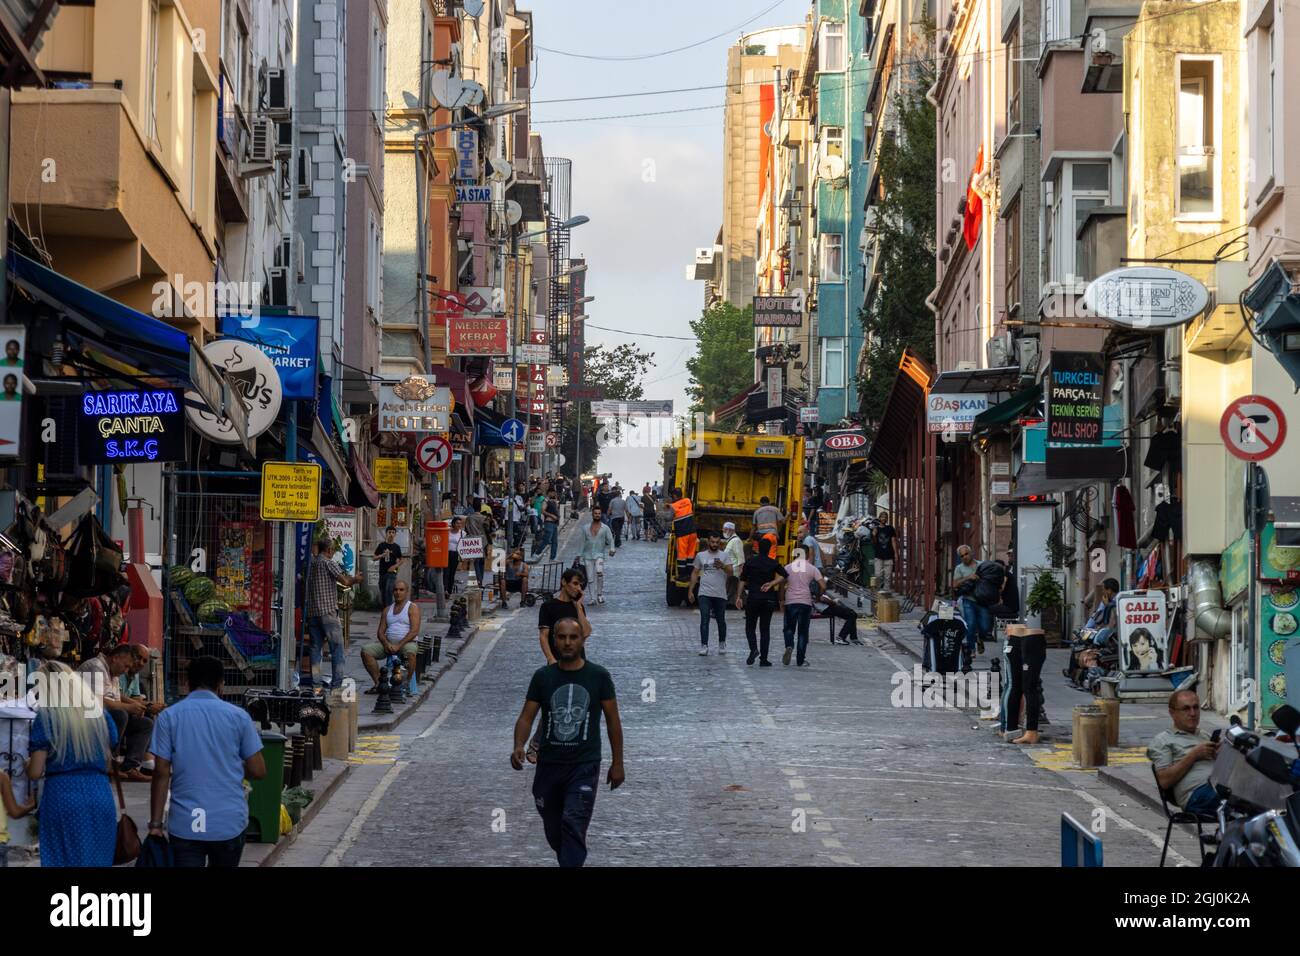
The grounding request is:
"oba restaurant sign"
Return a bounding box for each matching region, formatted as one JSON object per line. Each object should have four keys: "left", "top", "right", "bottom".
{"left": 79, "top": 389, "right": 187, "bottom": 464}
{"left": 820, "top": 428, "right": 869, "bottom": 461}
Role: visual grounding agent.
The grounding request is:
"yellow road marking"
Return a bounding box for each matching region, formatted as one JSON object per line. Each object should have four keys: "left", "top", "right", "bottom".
{"left": 1024, "top": 742, "right": 1148, "bottom": 773}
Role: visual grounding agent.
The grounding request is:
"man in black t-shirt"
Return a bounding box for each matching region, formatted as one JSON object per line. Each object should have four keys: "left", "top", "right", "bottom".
{"left": 373, "top": 526, "right": 404, "bottom": 609}
{"left": 537, "top": 568, "right": 591, "bottom": 663}
{"left": 872, "top": 514, "right": 897, "bottom": 593}
{"left": 735, "top": 537, "right": 788, "bottom": 665}
{"left": 511, "top": 618, "right": 624, "bottom": 867}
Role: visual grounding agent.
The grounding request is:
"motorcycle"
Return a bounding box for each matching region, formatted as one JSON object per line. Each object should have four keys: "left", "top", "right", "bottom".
{"left": 1211, "top": 705, "right": 1300, "bottom": 867}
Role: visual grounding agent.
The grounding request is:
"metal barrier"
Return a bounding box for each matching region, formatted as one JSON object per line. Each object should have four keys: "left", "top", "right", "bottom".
{"left": 1061, "top": 812, "right": 1104, "bottom": 867}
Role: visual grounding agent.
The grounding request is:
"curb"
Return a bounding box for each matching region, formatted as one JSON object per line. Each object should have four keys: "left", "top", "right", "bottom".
{"left": 1097, "top": 765, "right": 1166, "bottom": 816}
{"left": 257, "top": 759, "right": 354, "bottom": 867}
{"left": 357, "top": 623, "right": 482, "bottom": 734}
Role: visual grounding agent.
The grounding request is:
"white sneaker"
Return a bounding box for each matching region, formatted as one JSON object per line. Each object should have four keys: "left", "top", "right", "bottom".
{"left": 718, "top": 642, "right": 727, "bottom": 654}
{"left": 698, "top": 647, "right": 709, "bottom": 656}
{"left": 597, "top": 596, "right": 605, "bottom": 604}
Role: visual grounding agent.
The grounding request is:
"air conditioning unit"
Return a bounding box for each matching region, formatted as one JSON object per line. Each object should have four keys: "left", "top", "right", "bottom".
{"left": 1163, "top": 327, "right": 1181, "bottom": 362}
{"left": 247, "top": 118, "right": 275, "bottom": 164}
{"left": 276, "top": 119, "right": 292, "bottom": 157}
{"left": 265, "top": 68, "right": 291, "bottom": 120}
{"left": 1017, "top": 337, "right": 1040, "bottom": 376}
{"left": 956, "top": 360, "right": 977, "bottom": 371}
{"left": 279, "top": 157, "right": 292, "bottom": 200}
{"left": 296, "top": 147, "right": 311, "bottom": 197}
{"left": 986, "top": 331, "right": 1013, "bottom": 368}
{"left": 266, "top": 266, "right": 291, "bottom": 306}
{"left": 1165, "top": 365, "right": 1182, "bottom": 400}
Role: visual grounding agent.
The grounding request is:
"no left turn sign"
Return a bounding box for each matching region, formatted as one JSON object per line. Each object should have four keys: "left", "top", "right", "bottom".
{"left": 416, "top": 434, "right": 453, "bottom": 473}
{"left": 1220, "top": 395, "right": 1287, "bottom": 462}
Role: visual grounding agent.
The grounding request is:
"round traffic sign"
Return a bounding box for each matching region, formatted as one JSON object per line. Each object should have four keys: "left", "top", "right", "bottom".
{"left": 415, "top": 435, "right": 452, "bottom": 473}
{"left": 1220, "top": 395, "right": 1287, "bottom": 462}
{"left": 545, "top": 432, "right": 560, "bottom": 448}
{"left": 500, "top": 417, "right": 526, "bottom": 445}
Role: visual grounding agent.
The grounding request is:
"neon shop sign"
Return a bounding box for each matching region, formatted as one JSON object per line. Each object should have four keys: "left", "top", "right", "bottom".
{"left": 78, "top": 389, "right": 187, "bottom": 464}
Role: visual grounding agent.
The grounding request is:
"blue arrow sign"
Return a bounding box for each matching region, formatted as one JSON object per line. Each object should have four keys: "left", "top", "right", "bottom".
{"left": 500, "top": 417, "right": 526, "bottom": 445}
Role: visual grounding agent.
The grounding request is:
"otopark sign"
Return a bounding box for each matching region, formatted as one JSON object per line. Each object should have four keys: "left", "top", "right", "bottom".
{"left": 78, "top": 389, "right": 187, "bottom": 464}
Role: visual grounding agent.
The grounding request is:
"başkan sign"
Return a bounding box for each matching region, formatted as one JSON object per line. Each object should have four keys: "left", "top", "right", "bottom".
{"left": 1116, "top": 590, "right": 1169, "bottom": 673}
{"left": 79, "top": 389, "right": 187, "bottom": 463}
{"left": 1047, "top": 352, "right": 1105, "bottom": 445}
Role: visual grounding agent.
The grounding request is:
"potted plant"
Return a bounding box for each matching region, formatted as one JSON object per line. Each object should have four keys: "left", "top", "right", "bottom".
{"left": 1026, "top": 570, "right": 1064, "bottom": 642}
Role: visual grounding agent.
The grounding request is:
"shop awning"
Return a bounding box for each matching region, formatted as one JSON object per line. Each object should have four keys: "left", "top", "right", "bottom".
{"left": 711, "top": 382, "right": 760, "bottom": 423}
{"left": 929, "top": 364, "right": 1022, "bottom": 395}
{"left": 867, "top": 348, "right": 933, "bottom": 478}
{"left": 427, "top": 365, "right": 475, "bottom": 423}
{"left": 302, "top": 418, "right": 350, "bottom": 504}
{"left": 7, "top": 252, "right": 192, "bottom": 380}
{"left": 972, "top": 383, "right": 1042, "bottom": 434}
{"left": 1013, "top": 462, "right": 1103, "bottom": 497}
{"left": 347, "top": 447, "right": 380, "bottom": 508}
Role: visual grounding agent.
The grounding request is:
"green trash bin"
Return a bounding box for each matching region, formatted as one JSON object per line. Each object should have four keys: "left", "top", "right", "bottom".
{"left": 246, "top": 730, "right": 286, "bottom": 844}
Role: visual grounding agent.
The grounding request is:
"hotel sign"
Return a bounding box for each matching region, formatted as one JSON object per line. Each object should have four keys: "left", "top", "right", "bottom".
{"left": 378, "top": 376, "right": 453, "bottom": 433}
{"left": 753, "top": 295, "right": 802, "bottom": 328}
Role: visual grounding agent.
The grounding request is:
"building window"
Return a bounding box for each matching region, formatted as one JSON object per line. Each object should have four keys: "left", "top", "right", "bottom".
{"left": 1176, "top": 57, "right": 1218, "bottom": 217}
{"left": 863, "top": 113, "right": 875, "bottom": 163}
{"left": 1047, "top": 161, "right": 1110, "bottom": 285}
{"left": 1006, "top": 22, "right": 1021, "bottom": 130}
{"left": 820, "top": 233, "right": 843, "bottom": 282}
{"left": 1072, "top": 162, "right": 1109, "bottom": 278}
{"left": 146, "top": 0, "right": 161, "bottom": 142}
{"left": 821, "top": 125, "right": 844, "bottom": 159}
{"left": 1005, "top": 196, "right": 1021, "bottom": 314}
{"left": 821, "top": 337, "right": 846, "bottom": 388}
{"left": 371, "top": 18, "right": 386, "bottom": 126}
{"left": 1042, "top": 0, "right": 1070, "bottom": 43}
{"left": 1249, "top": 14, "right": 1277, "bottom": 200}
{"left": 819, "top": 22, "right": 846, "bottom": 72}
{"left": 190, "top": 89, "right": 198, "bottom": 210}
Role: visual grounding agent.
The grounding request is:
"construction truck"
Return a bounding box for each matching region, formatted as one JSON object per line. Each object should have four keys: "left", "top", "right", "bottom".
{"left": 664, "top": 431, "right": 806, "bottom": 606}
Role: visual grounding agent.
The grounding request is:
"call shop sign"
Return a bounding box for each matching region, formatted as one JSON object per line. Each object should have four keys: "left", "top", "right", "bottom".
{"left": 79, "top": 389, "right": 187, "bottom": 464}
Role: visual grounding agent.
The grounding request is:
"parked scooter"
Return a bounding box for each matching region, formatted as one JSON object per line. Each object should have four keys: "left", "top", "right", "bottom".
{"left": 1211, "top": 705, "right": 1300, "bottom": 867}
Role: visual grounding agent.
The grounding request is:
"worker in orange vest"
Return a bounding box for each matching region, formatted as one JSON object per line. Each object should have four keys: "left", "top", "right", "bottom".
{"left": 669, "top": 487, "right": 698, "bottom": 563}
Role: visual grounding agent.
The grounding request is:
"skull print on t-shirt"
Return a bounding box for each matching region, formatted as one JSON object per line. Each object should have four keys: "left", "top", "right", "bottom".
{"left": 526, "top": 661, "right": 617, "bottom": 766}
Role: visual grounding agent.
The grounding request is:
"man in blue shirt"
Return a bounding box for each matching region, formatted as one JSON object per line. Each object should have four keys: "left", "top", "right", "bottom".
{"left": 147, "top": 656, "right": 266, "bottom": 867}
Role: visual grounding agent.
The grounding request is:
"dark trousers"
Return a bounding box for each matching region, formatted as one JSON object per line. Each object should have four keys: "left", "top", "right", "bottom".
{"left": 783, "top": 604, "right": 813, "bottom": 664}
{"left": 170, "top": 833, "right": 246, "bottom": 867}
{"left": 745, "top": 602, "right": 776, "bottom": 660}
{"left": 822, "top": 603, "right": 859, "bottom": 641}
{"left": 108, "top": 709, "right": 153, "bottom": 771}
{"left": 443, "top": 551, "right": 459, "bottom": 593}
{"left": 1002, "top": 634, "right": 1048, "bottom": 732}
{"left": 380, "top": 571, "right": 396, "bottom": 609}
{"left": 698, "top": 595, "right": 727, "bottom": 645}
{"left": 610, "top": 517, "right": 624, "bottom": 547}
{"left": 532, "top": 760, "right": 601, "bottom": 867}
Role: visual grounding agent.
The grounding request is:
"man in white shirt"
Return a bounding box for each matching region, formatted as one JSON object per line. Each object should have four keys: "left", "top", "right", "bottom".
{"left": 722, "top": 521, "right": 746, "bottom": 606}
{"left": 79, "top": 645, "right": 153, "bottom": 780}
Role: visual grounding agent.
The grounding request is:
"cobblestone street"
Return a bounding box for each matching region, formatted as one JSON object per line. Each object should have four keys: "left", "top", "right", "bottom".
{"left": 277, "top": 524, "right": 1189, "bottom": 867}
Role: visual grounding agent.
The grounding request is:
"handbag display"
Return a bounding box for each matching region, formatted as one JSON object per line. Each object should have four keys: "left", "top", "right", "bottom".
{"left": 65, "top": 514, "right": 127, "bottom": 598}
{"left": 111, "top": 768, "right": 141, "bottom": 865}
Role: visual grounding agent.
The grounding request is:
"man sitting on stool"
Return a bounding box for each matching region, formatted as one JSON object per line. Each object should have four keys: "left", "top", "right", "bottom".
{"left": 361, "top": 580, "right": 421, "bottom": 694}
{"left": 813, "top": 591, "right": 863, "bottom": 645}
{"left": 1148, "top": 689, "right": 1220, "bottom": 816}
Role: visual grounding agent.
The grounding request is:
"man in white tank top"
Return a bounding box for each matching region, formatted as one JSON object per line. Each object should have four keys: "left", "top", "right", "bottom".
{"left": 361, "top": 580, "right": 422, "bottom": 693}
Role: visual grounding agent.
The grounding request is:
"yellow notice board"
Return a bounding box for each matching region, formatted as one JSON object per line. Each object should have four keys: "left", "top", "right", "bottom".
{"left": 373, "top": 456, "right": 408, "bottom": 494}
{"left": 260, "top": 462, "right": 322, "bottom": 521}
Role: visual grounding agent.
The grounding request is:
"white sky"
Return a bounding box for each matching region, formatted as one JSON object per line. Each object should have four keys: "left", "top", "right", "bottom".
{"left": 527, "top": 0, "right": 808, "bottom": 486}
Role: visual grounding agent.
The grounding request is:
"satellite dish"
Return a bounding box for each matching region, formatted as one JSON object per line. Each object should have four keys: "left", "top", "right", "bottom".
{"left": 429, "top": 71, "right": 485, "bottom": 110}
{"left": 819, "top": 154, "right": 845, "bottom": 180}
{"left": 505, "top": 200, "right": 523, "bottom": 226}
{"left": 463, "top": 0, "right": 484, "bottom": 17}
{"left": 489, "top": 156, "right": 513, "bottom": 182}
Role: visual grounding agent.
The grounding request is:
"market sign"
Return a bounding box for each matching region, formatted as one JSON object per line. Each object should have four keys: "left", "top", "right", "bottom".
{"left": 372, "top": 456, "right": 408, "bottom": 494}
{"left": 79, "top": 389, "right": 187, "bottom": 464}
{"left": 378, "top": 375, "right": 452, "bottom": 433}
{"left": 260, "top": 461, "right": 322, "bottom": 522}
{"left": 1046, "top": 351, "right": 1104, "bottom": 445}
{"left": 448, "top": 316, "right": 508, "bottom": 356}
{"left": 1083, "top": 266, "right": 1209, "bottom": 329}
{"left": 1116, "top": 590, "right": 1169, "bottom": 673}
{"left": 219, "top": 314, "right": 320, "bottom": 401}
{"left": 926, "top": 392, "right": 989, "bottom": 435}
{"left": 821, "top": 428, "right": 869, "bottom": 460}
{"left": 753, "top": 295, "right": 801, "bottom": 328}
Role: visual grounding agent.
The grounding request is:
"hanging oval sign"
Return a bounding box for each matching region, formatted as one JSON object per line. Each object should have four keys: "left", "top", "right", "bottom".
{"left": 1083, "top": 266, "right": 1209, "bottom": 329}
{"left": 185, "top": 338, "right": 283, "bottom": 445}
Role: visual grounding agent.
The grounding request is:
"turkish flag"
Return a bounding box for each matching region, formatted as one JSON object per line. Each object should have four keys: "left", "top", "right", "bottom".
{"left": 963, "top": 145, "right": 984, "bottom": 251}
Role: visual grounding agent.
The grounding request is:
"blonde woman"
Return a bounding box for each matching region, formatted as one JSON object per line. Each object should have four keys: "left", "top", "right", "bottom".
{"left": 27, "top": 661, "right": 119, "bottom": 866}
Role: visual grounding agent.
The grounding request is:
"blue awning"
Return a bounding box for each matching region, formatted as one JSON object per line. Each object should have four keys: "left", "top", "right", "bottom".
{"left": 7, "top": 252, "right": 193, "bottom": 379}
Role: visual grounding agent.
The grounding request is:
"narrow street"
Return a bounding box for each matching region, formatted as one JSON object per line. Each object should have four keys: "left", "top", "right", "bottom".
{"left": 279, "top": 521, "right": 1181, "bottom": 867}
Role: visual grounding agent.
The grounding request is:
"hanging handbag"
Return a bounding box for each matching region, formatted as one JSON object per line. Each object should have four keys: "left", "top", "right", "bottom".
{"left": 111, "top": 767, "right": 142, "bottom": 865}
{"left": 66, "top": 514, "right": 127, "bottom": 597}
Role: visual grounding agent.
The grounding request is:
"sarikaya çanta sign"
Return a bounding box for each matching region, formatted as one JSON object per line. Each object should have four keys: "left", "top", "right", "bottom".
{"left": 927, "top": 393, "right": 989, "bottom": 434}
{"left": 79, "top": 389, "right": 187, "bottom": 463}
{"left": 219, "top": 315, "right": 319, "bottom": 400}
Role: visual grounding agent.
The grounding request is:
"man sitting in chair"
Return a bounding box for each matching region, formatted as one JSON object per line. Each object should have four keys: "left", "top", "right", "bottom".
{"left": 361, "top": 580, "right": 421, "bottom": 694}
{"left": 1148, "top": 689, "right": 1220, "bottom": 816}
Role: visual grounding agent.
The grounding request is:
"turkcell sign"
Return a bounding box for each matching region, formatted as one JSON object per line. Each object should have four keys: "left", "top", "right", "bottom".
{"left": 456, "top": 185, "right": 492, "bottom": 203}
{"left": 219, "top": 314, "right": 320, "bottom": 400}
{"left": 79, "top": 388, "right": 186, "bottom": 464}
{"left": 926, "top": 393, "right": 989, "bottom": 434}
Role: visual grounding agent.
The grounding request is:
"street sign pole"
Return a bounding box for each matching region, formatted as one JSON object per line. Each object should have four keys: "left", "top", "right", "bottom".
{"left": 507, "top": 226, "right": 519, "bottom": 550}
{"left": 1248, "top": 462, "right": 1259, "bottom": 729}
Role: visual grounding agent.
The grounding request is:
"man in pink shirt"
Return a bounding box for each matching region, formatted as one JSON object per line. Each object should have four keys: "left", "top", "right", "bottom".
{"left": 781, "top": 549, "right": 823, "bottom": 667}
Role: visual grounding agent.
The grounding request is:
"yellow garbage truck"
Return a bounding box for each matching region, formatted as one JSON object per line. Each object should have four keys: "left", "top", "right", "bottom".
{"left": 664, "top": 431, "right": 806, "bottom": 606}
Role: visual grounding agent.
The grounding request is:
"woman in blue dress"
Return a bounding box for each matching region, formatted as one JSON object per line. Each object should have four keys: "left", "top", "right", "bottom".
{"left": 27, "top": 662, "right": 119, "bottom": 867}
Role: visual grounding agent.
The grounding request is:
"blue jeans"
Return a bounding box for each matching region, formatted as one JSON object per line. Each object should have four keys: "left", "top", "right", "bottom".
{"left": 1183, "top": 782, "right": 1220, "bottom": 818}
{"left": 170, "top": 833, "right": 246, "bottom": 867}
{"left": 784, "top": 603, "right": 813, "bottom": 664}
{"left": 698, "top": 595, "right": 727, "bottom": 645}
{"left": 306, "top": 615, "right": 346, "bottom": 687}
{"left": 532, "top": 759, "right": 600, "bottom": 867}
{"left": 535, "top": 522, "right": 558, "bottom": 559}
{"left": 961, "top": 598, "right": 992, "bottom": 653}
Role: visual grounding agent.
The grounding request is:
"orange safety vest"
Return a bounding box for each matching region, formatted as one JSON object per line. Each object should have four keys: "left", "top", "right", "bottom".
{"left": 671, "top": 498, "right": 698, "bottom": 561}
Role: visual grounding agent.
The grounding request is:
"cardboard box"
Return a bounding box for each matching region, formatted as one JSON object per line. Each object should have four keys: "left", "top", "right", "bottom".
{"left": 876, "top": 597, "right": 899, "bottom": 623}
